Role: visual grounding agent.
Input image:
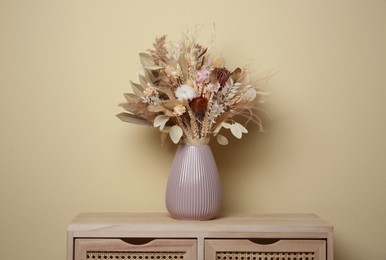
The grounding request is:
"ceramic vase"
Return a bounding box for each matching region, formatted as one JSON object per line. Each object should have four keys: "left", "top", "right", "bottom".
{"left": 165, "top": 143, "right": 222, "bottom": 220}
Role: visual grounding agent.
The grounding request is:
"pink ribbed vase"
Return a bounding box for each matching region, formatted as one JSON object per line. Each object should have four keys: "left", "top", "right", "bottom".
{"left": 165, "top": 143, "right": 222, "bottom": 220}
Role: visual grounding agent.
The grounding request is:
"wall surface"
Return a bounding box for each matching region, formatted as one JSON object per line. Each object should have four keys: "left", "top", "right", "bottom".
{"left": 1, "top": 0, "right": 385, "bottom": 259}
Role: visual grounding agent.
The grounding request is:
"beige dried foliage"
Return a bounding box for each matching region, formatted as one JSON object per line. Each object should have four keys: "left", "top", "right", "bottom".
{"left": 117, "top": 29, "right": 267, "bottom": 145}
{"left": 119, "top": 102, "right": 157, "bottom": 122}
{"left": 148, "top": 35, "right": 168, "bottom": 65}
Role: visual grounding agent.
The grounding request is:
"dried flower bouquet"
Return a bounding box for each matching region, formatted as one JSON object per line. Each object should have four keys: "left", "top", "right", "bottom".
{"left": 117, "top": 30, "right": 267, "bottom": 145}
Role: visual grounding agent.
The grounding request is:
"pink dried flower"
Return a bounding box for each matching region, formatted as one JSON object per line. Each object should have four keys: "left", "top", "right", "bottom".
{"left": 196, "top": 69, "right": 210, "bottom": 85}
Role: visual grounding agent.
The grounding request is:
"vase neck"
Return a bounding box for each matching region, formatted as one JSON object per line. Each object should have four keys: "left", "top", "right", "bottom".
{"left": 182, "top": 137, "right": 210, "bottom": 145}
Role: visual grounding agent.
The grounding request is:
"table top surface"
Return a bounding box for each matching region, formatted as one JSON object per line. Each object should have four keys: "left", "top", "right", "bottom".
{"left": 68, "top": 212, "right": 333, "bottom": 234}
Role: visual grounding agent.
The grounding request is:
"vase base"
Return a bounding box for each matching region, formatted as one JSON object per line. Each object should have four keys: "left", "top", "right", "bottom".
{"left": 167, "top": 212, "right": 219, "bottom": 221}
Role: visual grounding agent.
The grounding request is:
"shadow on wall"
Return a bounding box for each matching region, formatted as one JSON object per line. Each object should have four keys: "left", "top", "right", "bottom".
{"left": 210, "top": 98, "right": 293, "bottom": 212}
{"left": 211, "top": 105, "right": 275, "bottom": 175}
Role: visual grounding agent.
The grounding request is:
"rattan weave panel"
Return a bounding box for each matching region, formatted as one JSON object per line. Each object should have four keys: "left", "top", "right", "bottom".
{"left": 216, "top": 251, "right": 315, "bottom": 260}
{"left": 86, "top": 251, "right": 186, "bottom": 259}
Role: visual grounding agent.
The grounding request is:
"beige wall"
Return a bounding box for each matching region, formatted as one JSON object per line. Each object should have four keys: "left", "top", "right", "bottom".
{"left": 1, "top": 0, "right": 385, "bottom": 259}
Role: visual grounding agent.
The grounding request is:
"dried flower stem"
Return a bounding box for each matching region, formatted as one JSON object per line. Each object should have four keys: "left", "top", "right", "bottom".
{"left": 187, "top": 106, "right": 200, "bottom": 139}
{"left": 201, "top": 92, "right": 215, "bottom": 137}
{"left": 174, "top": 116, "right": 190, "bottom": 136}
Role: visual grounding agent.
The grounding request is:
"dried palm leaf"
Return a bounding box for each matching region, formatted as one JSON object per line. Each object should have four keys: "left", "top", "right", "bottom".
{"left": 116, "top": 112, "right": 151, "bottom": 126}
{"left": 147, "top": 105, "right": 174, "bottom": 117}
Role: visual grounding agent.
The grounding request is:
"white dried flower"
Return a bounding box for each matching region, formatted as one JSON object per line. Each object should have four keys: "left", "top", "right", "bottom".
{"left": 173, "top": 104, "right": 186, "bottom": 116}
{"left": 175, "top": 84, "right": 197, "bottom": 101}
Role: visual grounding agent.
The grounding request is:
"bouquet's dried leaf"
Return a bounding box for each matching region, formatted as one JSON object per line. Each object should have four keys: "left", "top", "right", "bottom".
{"left": 169, "top": 125, "right": 183, "bottom": 144}
{"left": 161, "top": 100, "right": 183, "bottom": 110}
{"left": 217, "top": 134, "right": 228, "bottom": 145}
{"left": 178, "top": 55, "right": 189, "bottom": 79}
{"left": 156, "top": 87, "right": 175, "bottom": 99}
{"left": 130, "top": 81, "right": 145, "bottom": 96}
{"left": 212, "top": 122, "right": 223, "bottom": 136}
{"left": 231, "top": 68, "right": 242, "bottom": 82}
{"left": 144, "top": 67, "right": 157, "bottom": 82}
{"left": 120, "top": 101, "right": 157, "bottom": 122}
{"left": 138, "top": 74, "right": 150, "bottom": 89}
{"left": 153, "top": 76, "right": 169, "bottom": 86}
{"left": 241, "top": 87, "right": 256, "bottom": 102}
{"left": 124, "top": 93, "right": 140, "bottom": 103}
{"left": 222, "top": 122, "right": 232, "bottom": 129}
{"left": 148, "top": 105, "right": 174, "bottom": 117}
{"left": 153, "top": 115, "right": 170, "bottom": 131}
{"left": 145, "top": 65, "right": 164, "bottom": 71}
{"left": 229, "top": 122, "right": 248, "bottom": 139}
{"left": 235, "top": 122, "right": 248, "bottom": 133}
{"left": 147, "top": 105, "right": 164, "bottom": 113}
{"left": 197, "top": 48, "right": 207, "bottom": 60}
{"left": 139, "top": 52, "right": 156, "bottom": 68}
{"left": 116, "top": 112, "right": 151, "bottom": 126}
{"left": 230, "top": 123, "right": 242, "bottom": 139}
{"left": 212, "top": 57, "right": 223, "bottom": 68}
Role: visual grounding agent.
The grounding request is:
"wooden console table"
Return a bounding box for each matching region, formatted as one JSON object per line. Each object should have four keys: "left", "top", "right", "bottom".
{"left": 67, "top": 213, "right": 333, "bottom": 260}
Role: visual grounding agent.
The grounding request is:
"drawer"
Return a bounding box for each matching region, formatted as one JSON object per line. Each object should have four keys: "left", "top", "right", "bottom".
{"left": 74, "top": 238, "right": 196, "bottom": 260}
{"left": 205, "top": 239, "right": 326, "bottom": 260}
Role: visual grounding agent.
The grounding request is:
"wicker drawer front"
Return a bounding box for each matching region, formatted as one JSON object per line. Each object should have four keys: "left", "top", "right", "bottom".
{"left": 205, "top": 239, "right": 326, "bottom": 260}
{"left": 74, "top": 239, "right": 196, "bottom": 260}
